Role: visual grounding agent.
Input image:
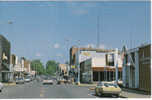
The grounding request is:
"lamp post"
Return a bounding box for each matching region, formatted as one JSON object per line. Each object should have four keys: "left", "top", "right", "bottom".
{"left": 65, "top": 38, "right": 70, "bottom": 78}
{"left": 115, "top": 48, "right": 118, "bottom": 84}
{"left": 77, "top": 40, "right": 80, "bottom": 85}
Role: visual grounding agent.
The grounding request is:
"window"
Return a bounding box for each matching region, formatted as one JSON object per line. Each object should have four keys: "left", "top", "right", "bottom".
{"left": 142, "top": 51, "right": 144, "bottom": 58}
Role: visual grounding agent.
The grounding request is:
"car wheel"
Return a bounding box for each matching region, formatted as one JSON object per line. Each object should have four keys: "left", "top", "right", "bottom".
{"left": 97, "top": 92, "right": 101, "bottom": 97}
{"left": 0, "top": 90, "right": 2, "bottom": 92}
{"left": 95, "top": 89, "right": 98, "bottom": 96}
{"left": 115, "top": 94, "right": 119, "bottom": 98}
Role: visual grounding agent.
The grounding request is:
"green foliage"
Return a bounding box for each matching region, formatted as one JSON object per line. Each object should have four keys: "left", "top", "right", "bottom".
{"left": 31, "top": 59, "right": 45, "bottom": 75}
{"left": 46, "top": 60, "right": 59, "bottom": 75}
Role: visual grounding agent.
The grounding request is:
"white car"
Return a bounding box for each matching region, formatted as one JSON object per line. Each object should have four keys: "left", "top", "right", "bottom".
{"left": 0, "top": 82, "right": 3, "bottom": 92}
{"left": 24, "top": 76, "right": 31, "bottom": 82}
{"left": 43, "top": 78, "right": 53, "bottom": 85}
{"left": 24, "top": 78, "right": 31, "bottom": 82}
{"left": 95, "top": 82, "right": 121, "bottom": 97}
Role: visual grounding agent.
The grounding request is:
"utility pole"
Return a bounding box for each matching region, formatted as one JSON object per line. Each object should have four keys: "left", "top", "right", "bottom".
{"left": 77, "top": 40, "right": 80, "bottom": 85}
{"left": 97, "top": 15, "right": 101, "bottom": 82}
{"left": 65, "top": 39, "right": 70, "bottom": 78}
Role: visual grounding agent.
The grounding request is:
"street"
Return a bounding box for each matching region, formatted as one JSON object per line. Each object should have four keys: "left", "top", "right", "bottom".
{"left": 0, "top": 81, "right": 97, "bottom": 98}
{"left": 0, "top": 80, "right": 151, "bottom": 98}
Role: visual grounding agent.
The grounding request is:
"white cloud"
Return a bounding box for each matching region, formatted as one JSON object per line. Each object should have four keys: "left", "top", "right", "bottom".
{"left": 54, "top": 43, "right": 60, "bottom": 49}
{"left": 35, "top": 53, "right": 42, "bottom": 57}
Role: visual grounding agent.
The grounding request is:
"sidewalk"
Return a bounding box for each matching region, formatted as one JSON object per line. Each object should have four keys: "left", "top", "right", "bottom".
{"left": 3, "top": 82, "right": 16, "bottom": 86}
{"left": 120, "top": 88, "right": 151, "bottom": 98}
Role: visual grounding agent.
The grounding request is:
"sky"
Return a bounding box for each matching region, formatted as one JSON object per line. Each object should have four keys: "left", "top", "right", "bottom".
{"left": 0, "top": 1, "right": 150, "bottom": 65}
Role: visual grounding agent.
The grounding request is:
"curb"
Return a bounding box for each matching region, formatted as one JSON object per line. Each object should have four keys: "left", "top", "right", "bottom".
{"left": 89, "top": 87, "right": 95, "bottom": 90}
{"left": 78, "top": 84, "right": 97, "bottom": 87}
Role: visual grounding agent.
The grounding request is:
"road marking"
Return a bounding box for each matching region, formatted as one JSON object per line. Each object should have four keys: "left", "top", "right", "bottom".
{"left": 40, "top": 87, "right": 45, "bottom": 97}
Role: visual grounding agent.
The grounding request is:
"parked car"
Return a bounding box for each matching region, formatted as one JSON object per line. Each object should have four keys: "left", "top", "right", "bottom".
{"left": 43, "top": 77, "right": 53, "bottom": 85}
{"left": 24, "top": 76, "right": 31, "bottom": 82}
{"left": 64, "top": 79, "right": 71, "bottom": 84}
{"left": 0, "top": 82, "right": 3, "bottom": 92}
{"left": 16, "top": 78, "right": 24, "bottom": 84}
{"left": 31, "top": 76, "right": 35, "bottom": 81}
{"left": 95, "top": 82, "right": 121, "bottom": 97}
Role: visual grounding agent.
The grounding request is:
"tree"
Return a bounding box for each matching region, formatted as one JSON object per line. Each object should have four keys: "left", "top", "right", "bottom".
{"left": 31, "top": 59, "right": 45, "bottom": 75}
{"left": 46, "top": 60, "right": 58, "bottom": 75}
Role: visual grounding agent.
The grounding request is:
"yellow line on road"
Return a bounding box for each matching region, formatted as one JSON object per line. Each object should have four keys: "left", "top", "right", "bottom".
{"left": 40, "top": 87, "right": 45, "bottom": 97}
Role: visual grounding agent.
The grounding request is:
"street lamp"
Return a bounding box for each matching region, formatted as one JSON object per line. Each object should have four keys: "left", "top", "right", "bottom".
{"left": 76, "top": 40, "right": 81, "bottom": 85}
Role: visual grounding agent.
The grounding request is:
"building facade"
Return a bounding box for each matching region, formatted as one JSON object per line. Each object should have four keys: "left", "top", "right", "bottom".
{"left": 122, "top": 44, "right": 151, "bottom": 93}
{"left": 80, "top": 57, "right": 122, "bottom": 83}
{"left": 24, "top": 60, "right": 31, "bottom": 74}
{"left": 58, "top": 64, "right": 69, "bottom": 80}
{"left": 70, "top": 46, "right": 122, "bottom": 83}
{"left": 13, "top": 56, "right": 31, "bottom": 79}
{"left": 0, "top": 35, "right": 11, "bottom": 82}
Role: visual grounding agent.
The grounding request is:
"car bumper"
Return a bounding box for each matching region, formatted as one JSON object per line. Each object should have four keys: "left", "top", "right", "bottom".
{"left": 16, "top": 82, "right": 24, "bottom": 84}
{"left": 25, "top": 80, "right": 30, "bottom": 82}
{"left": 101, "top": 91, "right": 121, "bottom": 95}
{"left": 43, "top": 82, "right": 53, "bottom": 85}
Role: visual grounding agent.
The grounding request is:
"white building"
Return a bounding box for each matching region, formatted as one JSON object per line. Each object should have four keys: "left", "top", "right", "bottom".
{"left": 74, "top": 48, "right": 122, "bottom": 83}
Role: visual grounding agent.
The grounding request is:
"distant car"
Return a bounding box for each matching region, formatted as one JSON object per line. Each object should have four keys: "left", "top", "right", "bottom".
{"left": 16, "top": 78, "right": 24, "bottom": 84}
{"left": 95, "top": 82, "right": 121, "bottom": 97}
{"left": 24, "top": 76, "right": 31, "bottom": 82}
{"left": 0, "top": 82, "right": 3, "bottom": 92}
{"left": 43, "top": 78, "right": 53, "bottom": 85}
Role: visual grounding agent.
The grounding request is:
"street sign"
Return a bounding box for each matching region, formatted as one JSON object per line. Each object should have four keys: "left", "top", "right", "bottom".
{"left": 71, "top": 65, "right": 75, "bottom": 69}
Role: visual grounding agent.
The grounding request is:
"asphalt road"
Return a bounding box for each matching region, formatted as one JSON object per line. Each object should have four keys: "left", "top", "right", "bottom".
{"left": 0, "top": 81, "right": 97, "bottom": 98}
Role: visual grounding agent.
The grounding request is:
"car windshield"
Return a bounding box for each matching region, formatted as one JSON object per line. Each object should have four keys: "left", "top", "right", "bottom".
{"left": 25, "top": 76, "right": 30, "bottom": 79}
{"left": 17, "top": 78, "right": 23, "bottom": 80}
{"left": 97, "top": 82, "right": 103, "bottom": 86}
{"left": 44, "top": 77, "right": 50, "bottom": 80}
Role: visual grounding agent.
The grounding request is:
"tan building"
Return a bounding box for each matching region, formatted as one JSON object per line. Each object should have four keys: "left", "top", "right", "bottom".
{"left": 58, "top": 64, "right": 68, "bottom": 76}
{"left": 138, "top": 44, "right": 151, "bottom": 92}
{"left": 24, "top": 60, "right": 31, "bottom": 73}
{"left": 122, "top": 44, "right": 151, "bottom": 93}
